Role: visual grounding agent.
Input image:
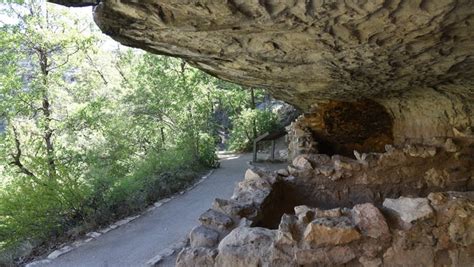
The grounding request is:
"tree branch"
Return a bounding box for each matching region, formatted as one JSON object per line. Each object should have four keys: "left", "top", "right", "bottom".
{"left": 85, "top": 53, "right": 108, "bottom": 85}
{"left": 9, "top": 125, "right": 45, "bottom": 186}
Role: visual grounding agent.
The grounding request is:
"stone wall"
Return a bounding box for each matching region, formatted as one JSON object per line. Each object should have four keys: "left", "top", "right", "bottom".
{"left": 177, "top": 134, "right": 473, "bottom": 266}
{"left": 177, "top": 161, "right": 474, "bottom": 266}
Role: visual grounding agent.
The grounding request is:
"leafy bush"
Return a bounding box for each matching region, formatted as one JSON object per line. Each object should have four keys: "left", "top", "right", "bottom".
{"left": 0, "top": 145, "right": 211, "bottom": 251}
{"left": 0, "top": 2, "right": 262, "bottom": 261}
{"left": 228, "top": 109, "right": 279, "bottom": 152}
{"left": 197, "top": 133, "right": 219, "bottom": 167}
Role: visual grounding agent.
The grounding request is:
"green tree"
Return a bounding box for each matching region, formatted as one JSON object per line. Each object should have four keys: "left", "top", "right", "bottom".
{"left": 0, "top": 1, "right": 280, "bottom": 260}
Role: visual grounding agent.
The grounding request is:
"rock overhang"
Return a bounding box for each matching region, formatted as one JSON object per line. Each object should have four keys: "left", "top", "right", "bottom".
{"left": 48, "top": 0, "right": 474, "bottom": 141}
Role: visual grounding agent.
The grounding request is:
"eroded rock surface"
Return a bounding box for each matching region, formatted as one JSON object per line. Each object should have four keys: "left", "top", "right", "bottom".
{"left": 49, "top": 0, "right": 474, "bottom": 143}
{"left": 85, "top": 1, "right": 474, "bottom": 102}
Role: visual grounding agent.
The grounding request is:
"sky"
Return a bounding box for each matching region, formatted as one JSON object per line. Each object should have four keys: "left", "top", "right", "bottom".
{"left": 56, "top": 4, "right": 124, "bottom": 51}
{"left": 0, "top": 2, "right": 123, "bottom": 51}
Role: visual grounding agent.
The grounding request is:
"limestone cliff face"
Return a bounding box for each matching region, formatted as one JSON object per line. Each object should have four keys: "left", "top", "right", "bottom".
{"left": 48, "top": 0, "right": 474, "bottom": 142}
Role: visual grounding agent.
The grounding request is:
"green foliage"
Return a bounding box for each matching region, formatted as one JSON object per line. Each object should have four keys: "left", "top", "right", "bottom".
{"left": 0, "top": 0, "right": 279, "bottom": 259}
{"left": 229, "top": 108, "right": 279, "bottom": 152}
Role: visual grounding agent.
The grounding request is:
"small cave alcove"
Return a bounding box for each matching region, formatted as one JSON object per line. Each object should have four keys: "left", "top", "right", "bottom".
{"left": 311, "top": 99, "right": 394, "bottom": 158}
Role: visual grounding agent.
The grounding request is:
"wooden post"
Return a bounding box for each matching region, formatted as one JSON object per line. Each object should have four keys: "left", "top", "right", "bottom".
{"left": 253, "top": 139, "right": 258, "bottom": 163}
{"left": 271, "top": 140, "right": 275, "bottom": 161}
{"left": 253, "top": 132, "right": 269, "bottom": 163}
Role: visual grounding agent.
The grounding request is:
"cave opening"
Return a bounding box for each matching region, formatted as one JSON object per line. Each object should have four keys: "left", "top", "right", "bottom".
{"left": 252, "top": 181, "right": 364, "bottom": 229}
{"left": 310, "top": 100, "right": 394, "bottom": 158}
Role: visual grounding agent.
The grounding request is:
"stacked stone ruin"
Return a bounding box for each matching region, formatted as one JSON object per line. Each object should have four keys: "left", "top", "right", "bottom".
{"left": 177, "top": 115, "right": 474, "bottom": 266}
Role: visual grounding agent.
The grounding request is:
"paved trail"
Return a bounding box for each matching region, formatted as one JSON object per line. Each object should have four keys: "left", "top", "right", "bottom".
{"left": 36, "top": 153, "right": 286, "bottom": 267}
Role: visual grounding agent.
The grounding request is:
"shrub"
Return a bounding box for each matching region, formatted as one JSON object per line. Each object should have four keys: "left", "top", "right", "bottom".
{"left": 228, "top": 109, "right": 279, "bottom": 152}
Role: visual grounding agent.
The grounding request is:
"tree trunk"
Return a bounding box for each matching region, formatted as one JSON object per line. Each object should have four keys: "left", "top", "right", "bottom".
{"left": 250, "top": 88, "right": 257, "bottom": 139}
{"left": 161, "top": 127, "right": 166, "bottom": 145}
{"left": 39, "top": 48, "right": 57, "bottom": 178}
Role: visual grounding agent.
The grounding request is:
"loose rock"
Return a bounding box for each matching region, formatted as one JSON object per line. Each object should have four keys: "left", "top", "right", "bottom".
{"left": 304, "top": 217, "right": 361, "bottom": 246}
{"left": 351, "top": 203, "right": 390, "bottom": 239}
{"left": 199, "top": 209, "right": 233, "bottom": 231}
{"left": 189, "top": 225, "right": 220, "bottom": 248}
{"left": 383, "top": 197, "right": 434, "bottom": 224}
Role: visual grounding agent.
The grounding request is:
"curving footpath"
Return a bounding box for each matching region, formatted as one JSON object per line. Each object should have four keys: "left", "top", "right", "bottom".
{"left": 30, "top": 153, "right": 286, "bottom": 267}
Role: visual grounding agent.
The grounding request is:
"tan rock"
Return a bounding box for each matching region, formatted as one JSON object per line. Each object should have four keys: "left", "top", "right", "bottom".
{"left": 276, "top": 168, "right": 289, "bottom": 177}
{"left": 216, "top": 227, "right": 276, "bottom": 267}
{"left": 295, "top": 249, "right": 328, "bottom": 265}
{"left": 303, "top": 217, "right": 361, "bottom": 246}
{"left": 383, "top": 245, "right": 434, "bottom": 267}
{"left": 189, "top": 225, "right": 220, "bottom": 248}
{"left": 444, "top": 138, "right": 459, "bottom": 153}
{"left": 244, "top": 168, "right": 260, "bottom": 181}
{"left": 448, "top": 247, "right": 474, "bottom": 267}
{"left": 359, "top": 256, "right": 382, "bottom": 267}
{"left": 296, "top": 246, "right": 356, "bottom": 265}
{"left": 383, "top": 197, "right": 434, "bottom": 224}
{"left": 199, "top": 209, "right": 233, "bottom": 231}
{"left": 318, "top": 165, "right": 335, "bottom": 177}
{"left": 292, "top": 155, "right": 313, "bottom": 170}
{"left": 329, "top": 246, "right": 356, "bottom": 264}
{"left": 276, "top": 214, "right": 300, "bottom": 245}
{"left": 212, "top": 198, "right": 255, "bottom": 218}
{"left": 448, "top": 212, "right": 474, "bottom": 246}
{"left": 315, "top": 207, "right": 343, "bottom": 218}
{"left": 424, "top": 168, "right": 449, "bottom": 188}
{"left": 352, "top": 203, "right": 390, "bottom": 239}
{"left": 176, "top": 247, "right": 217, "bottom": 267}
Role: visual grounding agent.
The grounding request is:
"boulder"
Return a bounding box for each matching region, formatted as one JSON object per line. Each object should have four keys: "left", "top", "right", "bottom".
{"left": 303, "top": 217, "right": 361, "bottom": 246}
{"left": 276, "top": 168, "right": 289, "bottom": 177}
{"left": 296, "top": 246, "right": 356, "bottom": 265}
{"left": 199, "top": 209, "right": 233, "bottom": 231}
{"left": 216, "top": 227, "right": 276, "bottom": 267}
{"left": 351, "top": 203, "right": 390, "bottom": 239}
{"left": 231, "top": 181, "right": 272, "bottom": 206}
{"left": 276, "top": 214, "right": 300, "bottom": 245}
{"left": 444, "top": 138, "right": 459, "bottom": 153}
{"left": 189, "top": 225, "right": 220, "bottom": 248}
{"left": 212, "top": 198, "right": 255, "bottom": 218}
{"left": 176, "top": 247, "right": 217, "bottom": 267}
{"left": 383, "top": 245, "right": 434, "bottom": 267}
{"left": 383, "top": 197, "right": 434, "bottom": 224}
{"left": 292, "top": 155, "right": 313, "bottom": 170}
{"left": 244, "top": 168, "right": 260, "bottom": 181}
{"left": 359, "top": 256, "right": 382, "bottom": 267}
